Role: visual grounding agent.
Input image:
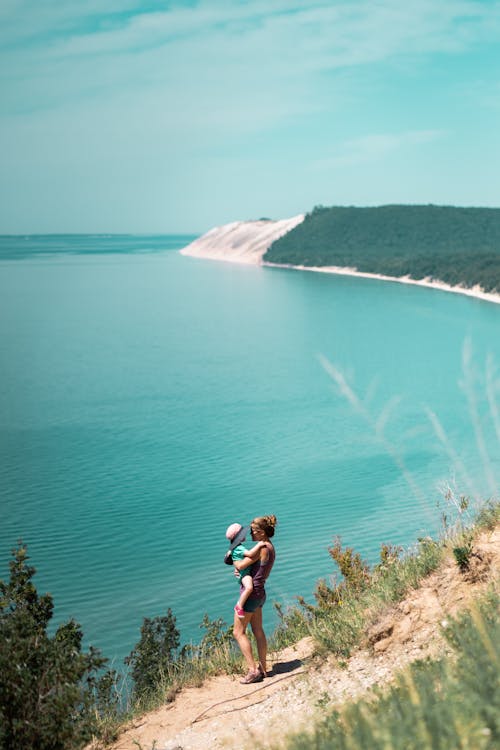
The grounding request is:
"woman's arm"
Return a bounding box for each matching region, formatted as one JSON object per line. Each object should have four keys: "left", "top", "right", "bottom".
{"left": 233, "top": 542, "right": 268, "bottom": 570}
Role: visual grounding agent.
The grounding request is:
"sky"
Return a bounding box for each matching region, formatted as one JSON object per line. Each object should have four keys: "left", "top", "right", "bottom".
{"left": 1, "top": 0, "right": 500, "bottom": 234}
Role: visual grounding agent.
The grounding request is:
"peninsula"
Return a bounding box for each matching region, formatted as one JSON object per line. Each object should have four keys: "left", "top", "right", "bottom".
{"left": 180, "top": 205, "right": 500, "bottom": 304}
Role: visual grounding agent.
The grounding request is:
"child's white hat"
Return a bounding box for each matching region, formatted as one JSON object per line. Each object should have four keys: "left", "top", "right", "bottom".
{"left": 226, "top": 523, "right": 242, "bottom": 541}
{"left": 225, "top": 523, "right": 250, "bottom": 550}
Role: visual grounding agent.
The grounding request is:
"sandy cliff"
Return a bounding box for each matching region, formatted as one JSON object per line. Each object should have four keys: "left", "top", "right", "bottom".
{"left": 179, "top": 215, "right": 304, "bottom": 264}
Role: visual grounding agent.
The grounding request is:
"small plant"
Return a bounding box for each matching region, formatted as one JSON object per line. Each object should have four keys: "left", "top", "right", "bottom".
{"left": 379, "top": 543, "right": 403, "bottom": 567}
{"left": 308, "top": 538, "right": 371, "bottom": 612}
{"left": 95, "top": 668, "right": 120, "bottom": 717}
{"left": 181, "top": 613, "right": 237, "bottom": 674}
{"left": 329, "top": 537, "right": 370, "bottom": 592}
{"left": 271, "top": 601, "right": 311, "bottom": 650}
{"left": 91, "top": 667, "right": 127, "bottom": 743}
{"left": 197, "top": 613, "right": 233, "bottom": 653}
{"left": 453, "top": 532, "right": 474, "bottom": 571}
{"left": 315, "top": 691, "right": 331, "bottom": 710}
{"left": 475, "top": 499, "right": 500, "bottom": 530}
{"left": 313, "top": 578, "right": 343, "bottom": 609}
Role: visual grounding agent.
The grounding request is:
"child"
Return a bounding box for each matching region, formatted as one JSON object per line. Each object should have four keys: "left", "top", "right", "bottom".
{"left": 225, "top": 522, "right": 264, "bottom": 618}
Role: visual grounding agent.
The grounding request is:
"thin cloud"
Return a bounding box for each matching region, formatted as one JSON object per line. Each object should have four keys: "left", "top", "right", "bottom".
{"left": 4, "top": 1, "right": 500, "bottom": 66}
{"left": 316, "top": 130, "right": 447, "bottom": 169}
{"left": 3, "top": 1, "right": 500, "bottom": 124}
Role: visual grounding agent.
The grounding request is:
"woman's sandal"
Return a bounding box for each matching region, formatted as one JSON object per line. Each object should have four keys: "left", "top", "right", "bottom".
{"left": 240, "top": 669, "right": 263, "bottom": 684}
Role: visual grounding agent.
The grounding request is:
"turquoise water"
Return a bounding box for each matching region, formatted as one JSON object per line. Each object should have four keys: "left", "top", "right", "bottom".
{"left": 1, "top": 235, "right": 499, "bottom": 670}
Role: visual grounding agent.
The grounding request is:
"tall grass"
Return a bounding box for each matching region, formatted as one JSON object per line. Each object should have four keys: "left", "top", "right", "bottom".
{"left": 270, "top": 532, "right": 444, "bottom": 656}
{"left": 271, "top": 491, "right": 499, "bottom": 659}
{"left": 278, "top": 589, "right": 500, "bottom": 750}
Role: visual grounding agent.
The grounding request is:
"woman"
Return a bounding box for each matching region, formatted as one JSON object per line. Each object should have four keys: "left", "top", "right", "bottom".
{"left": 232, "top": 514, "right": 277, "bottom": 684}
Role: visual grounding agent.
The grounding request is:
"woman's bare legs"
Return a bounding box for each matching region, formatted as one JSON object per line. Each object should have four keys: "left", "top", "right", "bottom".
{"left": 233, "top": 610, "right": 257, "bottom": 673}
{"left": 250, "top": 606, "right": 267, "bottom": 675}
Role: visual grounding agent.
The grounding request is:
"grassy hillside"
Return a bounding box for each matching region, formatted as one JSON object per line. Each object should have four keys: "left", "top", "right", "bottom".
{"left": 103, "top": 501, "right": 499, "bottom": 750}
{"left": 280, "top": 590, "right": 499, "bottom": 750}
{"left": 264, "top": 205, "right": 500, "bottom": 293}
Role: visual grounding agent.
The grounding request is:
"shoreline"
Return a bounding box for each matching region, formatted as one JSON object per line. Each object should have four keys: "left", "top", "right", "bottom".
{"left": 263, "top": 261, "right": 500, "bottom": 306}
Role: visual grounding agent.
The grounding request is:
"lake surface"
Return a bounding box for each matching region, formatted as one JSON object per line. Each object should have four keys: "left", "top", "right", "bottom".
{"left": 1, "top": 234, "right": 499, "bottom": 670}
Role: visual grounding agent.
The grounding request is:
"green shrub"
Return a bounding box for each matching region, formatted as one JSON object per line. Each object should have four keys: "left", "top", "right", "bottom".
{"left": 475, "top": 500, "right": 500, "bottom": 530}
{"left": 270, "top": 601, "right": 311, "bottom": 651}
{"left": 125, "top": 609, "right": 180, "bottom": 699}
{"left": 452, "top": 532, "right": 474, "bottom": 571}
{"left": 329, "top": 537, "right": 371, "bottom": 590}
{"left": 180, "top": 614, "right": 240, "bottom": 677}
{"left": 0, "top": 543, "right": 107, "bottom": 750}
{"left": 300, "top": 535, "right": 443, "bottom": 657}
{"left": 195, "top": 613, "right": 233, "bottom": 654}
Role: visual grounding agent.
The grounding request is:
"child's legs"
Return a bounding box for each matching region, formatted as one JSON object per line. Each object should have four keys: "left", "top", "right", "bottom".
{"left": 237, "top": 575, "right": 254, "bottom": 607}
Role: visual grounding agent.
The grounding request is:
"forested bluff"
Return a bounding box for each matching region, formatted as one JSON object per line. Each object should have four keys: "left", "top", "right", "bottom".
{"left": 264, "top": 205, "right": 500, "bottom": 293}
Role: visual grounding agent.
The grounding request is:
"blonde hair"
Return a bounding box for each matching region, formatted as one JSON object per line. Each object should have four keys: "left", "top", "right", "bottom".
{"left": 252, "top": 515, "right": 277, "bottom": 538}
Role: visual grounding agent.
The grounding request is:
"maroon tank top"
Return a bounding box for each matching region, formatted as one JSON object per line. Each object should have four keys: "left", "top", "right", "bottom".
{"left": 250, "top": 542, "right": 275, "bottom": 599}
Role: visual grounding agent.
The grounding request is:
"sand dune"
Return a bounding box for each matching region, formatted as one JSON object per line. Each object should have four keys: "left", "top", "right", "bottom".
{"left": 179, "top": 215, "right": 304, "bottom": 264}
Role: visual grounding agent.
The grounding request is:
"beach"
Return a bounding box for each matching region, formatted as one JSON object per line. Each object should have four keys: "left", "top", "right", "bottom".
{"left": 263, "top": 261, "right": 500, "bottom": 306}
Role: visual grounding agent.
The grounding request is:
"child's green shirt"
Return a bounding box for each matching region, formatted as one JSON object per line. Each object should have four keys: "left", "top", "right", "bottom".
{"left": 232, "top": 544, "right": 251, "bottom": 583}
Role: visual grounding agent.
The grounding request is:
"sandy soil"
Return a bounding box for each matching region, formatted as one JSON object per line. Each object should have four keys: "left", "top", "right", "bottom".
{"left": 106, "top": 526, "right": 499, "bottom": 750}
{"left": 179, "top": 216, "right": 304, "bottom": 265}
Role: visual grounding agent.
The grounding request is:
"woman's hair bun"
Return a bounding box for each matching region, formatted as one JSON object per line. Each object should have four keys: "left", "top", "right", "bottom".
{"left": 254, "top": 514, "right": 277, "bottom": 537}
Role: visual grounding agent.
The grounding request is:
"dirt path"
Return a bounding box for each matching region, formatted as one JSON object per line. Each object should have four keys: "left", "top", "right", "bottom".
{"left": 108, "top": 527, "right": 499, "bottom": 750}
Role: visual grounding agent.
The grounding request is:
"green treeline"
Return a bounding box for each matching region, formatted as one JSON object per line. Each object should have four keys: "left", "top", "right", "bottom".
{"left": 264, "top": 205, "right": 500, "bottom": 293}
